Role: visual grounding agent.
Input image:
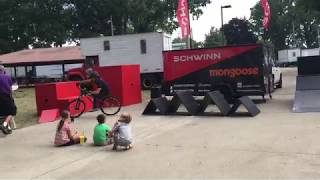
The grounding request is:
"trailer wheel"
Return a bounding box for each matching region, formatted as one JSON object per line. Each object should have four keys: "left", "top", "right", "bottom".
{"left": 142, "top": 76, "right": 155, "bottom": 89}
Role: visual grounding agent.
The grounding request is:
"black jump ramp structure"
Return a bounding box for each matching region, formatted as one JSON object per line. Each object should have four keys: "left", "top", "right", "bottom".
{"left": 228, "top": 96, "right": 261, "bottom": 117}
{"left": 293, "top": 75, "right": 320, "bottom": 113}
{"left": 142, "top": 91, "right": 260, "bottom": 117}
{"left": 142, "top": 97, "right": 172, "bottom": 115}
{"left": 199, "top": 91, "right": 231, "bottom": 116}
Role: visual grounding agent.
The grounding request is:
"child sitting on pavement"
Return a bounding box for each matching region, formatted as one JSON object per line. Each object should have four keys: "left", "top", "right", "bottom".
{"left": 93, "top": 114, "right": 112, "bottom": 146}
{"left": 54, "top": 110, "right": 86, "bottom": 146}
{"left": 109, "top": 112, "right": 133, "bottom": 151}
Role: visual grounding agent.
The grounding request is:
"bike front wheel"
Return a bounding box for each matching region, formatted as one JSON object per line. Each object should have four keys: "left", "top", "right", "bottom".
{"left": 100, "top": 96, "right": 121, "bottom": 115}
{"left": 67, "top": 99, "right": 86, "bottom": 118}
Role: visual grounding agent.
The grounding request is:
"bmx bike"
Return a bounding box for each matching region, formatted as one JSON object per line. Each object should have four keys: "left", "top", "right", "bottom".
{"left": 66, "top": 87, "right": 121, "bottom": 118}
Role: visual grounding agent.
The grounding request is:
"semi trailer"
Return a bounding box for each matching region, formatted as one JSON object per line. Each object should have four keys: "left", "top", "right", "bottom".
{"left": 162, "top": 43, "right": 281, "bottom": 101}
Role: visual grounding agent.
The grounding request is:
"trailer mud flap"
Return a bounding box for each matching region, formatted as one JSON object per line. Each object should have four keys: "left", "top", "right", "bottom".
{"left": 293, "top": 76, "right": 320, "bottom": 112}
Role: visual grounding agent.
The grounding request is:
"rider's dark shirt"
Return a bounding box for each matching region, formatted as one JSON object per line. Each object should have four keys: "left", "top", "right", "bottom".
{"left": 95, "top": 79, "right": 109, "bottom": 96}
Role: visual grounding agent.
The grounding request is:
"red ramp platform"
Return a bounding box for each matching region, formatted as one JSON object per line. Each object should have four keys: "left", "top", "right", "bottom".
{"left": 38, "top": 109, "right": 60, "bottom": 123}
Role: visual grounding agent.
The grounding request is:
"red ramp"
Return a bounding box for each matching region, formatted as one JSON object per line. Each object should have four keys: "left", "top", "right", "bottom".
{"left": 38, "top": 109, "right": 60, "bottom": 123}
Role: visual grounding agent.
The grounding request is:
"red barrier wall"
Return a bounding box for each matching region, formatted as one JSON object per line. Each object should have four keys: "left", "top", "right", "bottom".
{"left": 120, "top": 65, "right": 141, "bottom": 106}
{"left": 95, "top": 64, "right": 141, "bottom": 106}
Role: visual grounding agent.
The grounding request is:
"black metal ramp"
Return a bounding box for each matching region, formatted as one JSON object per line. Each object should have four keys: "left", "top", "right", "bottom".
{"left": 293, "top": 75, "right": 320, "bottom": 112}
{"left": 293, "top": 90, "right": 320, "bottom": 113}
{"left": 199, "top": 91, "right": 231, "bottom": 116}
{"left": 296, "top": 76, "right": 320, "bottom": 91}
{"left": 143, "top": 97, "right": 171, "bottom": 115}
{"left": 228, "top": 96, "right": 261, "bottom": 117}
{"left": 170, "top": 91, "right": 201, "bottom": 115}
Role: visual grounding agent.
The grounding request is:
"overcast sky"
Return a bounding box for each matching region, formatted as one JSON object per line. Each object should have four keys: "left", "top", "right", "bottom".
{"left": 173, "top": 0, "right": 260, "bottom": 42}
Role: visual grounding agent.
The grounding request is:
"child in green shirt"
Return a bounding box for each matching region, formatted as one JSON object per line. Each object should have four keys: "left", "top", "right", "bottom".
{"left": 93, "top": 114, "right": 112, "bottom": 146}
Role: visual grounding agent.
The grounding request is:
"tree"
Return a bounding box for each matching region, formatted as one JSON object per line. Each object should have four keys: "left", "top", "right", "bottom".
{"left": 297, "top": 0, "right": 320, "bottom": 12}
{"left": 250, "top": 0, "right": 294, "bottom": 52}
{"left": 0, "top": 0, "right": 211, "bottom": 54}
{"left": 294, "top": 7, "right": 320, "bottom": 48}
{"left": 172, "top": 37, "right": 202, "bottom": 49}
{"left": 0, "top": 0, "right": 73, "bottom": 53}
{"left": 66, "top": 0, "right": 211, "bottom": 38}
{"left": 29, "top": 0, "right": 73, "bottom": 47}
{"left": 203, "top": 27, "right": 224, "bottom": 47}
{"left": 250, "top": 0, "right": 320, "bottom": 52}
{"left": 222, "top": 18, "right": 258, "bottom": 45}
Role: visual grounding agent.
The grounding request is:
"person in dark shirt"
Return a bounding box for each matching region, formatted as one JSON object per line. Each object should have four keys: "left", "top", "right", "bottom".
{"left": 0, "top": 65, "right": 16, "bottom": 134}
{"left": 79, "top": 71, "right": 110, "bottom": 111}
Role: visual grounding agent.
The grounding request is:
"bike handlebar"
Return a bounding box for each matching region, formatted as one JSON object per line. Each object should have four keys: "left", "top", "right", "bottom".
{"left": 80, "top": 88, "right": 92, "bottom": 96}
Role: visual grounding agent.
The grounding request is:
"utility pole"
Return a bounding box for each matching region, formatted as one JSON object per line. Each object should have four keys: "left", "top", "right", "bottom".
{"left": 318, "top": 28, "right": 320, "bottom": 48}
{"left": 107, "top": 16, "right": 114, "bottom": 36}
{"left": 110, "top": 16, "right": 114, "bottom": 36}
{"left": 292, "top": 22, "right": 295, "bottom": 47}
{"left": 220, "top": 5, "right": 231, "bottom": 45}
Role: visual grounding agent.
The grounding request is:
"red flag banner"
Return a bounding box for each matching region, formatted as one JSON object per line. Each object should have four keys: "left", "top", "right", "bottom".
{"left": 176, "top": 0, "right": 190, "bottom": 38}
{"left": 260, "top": 0, "right": 271, "bottom": 30}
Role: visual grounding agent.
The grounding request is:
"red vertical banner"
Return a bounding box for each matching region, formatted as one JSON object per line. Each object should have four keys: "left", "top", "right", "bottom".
{"left": 260, "top": 0, "right": 271, "bottom": 30}
{"left": 176, "top": 0, "right": 190, "bottom": 38}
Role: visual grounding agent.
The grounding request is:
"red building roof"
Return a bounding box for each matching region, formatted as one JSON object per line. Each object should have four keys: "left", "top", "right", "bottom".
{"left": 0, "top": 46, "right": 85, "bottom": 65}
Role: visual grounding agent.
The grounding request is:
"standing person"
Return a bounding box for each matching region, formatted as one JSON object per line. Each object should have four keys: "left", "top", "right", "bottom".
{"left": 110, "top": 112, "right": 133, "bottom": 151}
{"left": 93, "top": 114, "right": 112, "bottom": 146}
{"left": 0, "top": 65, "right": 16, "bottom": 134}
{"left": 54, "top": 110, "right": 86, "bottom": 146}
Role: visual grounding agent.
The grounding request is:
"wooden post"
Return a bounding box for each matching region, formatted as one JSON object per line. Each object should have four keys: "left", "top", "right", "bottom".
{"left": 62, "top": 62, "right": 65, "bottom": 81}
{"left": 14, "top": 66, "right": 17, "bottom": 78}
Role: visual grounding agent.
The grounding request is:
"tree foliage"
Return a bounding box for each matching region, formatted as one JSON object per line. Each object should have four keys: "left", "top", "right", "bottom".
{"left": 250, "top": 0, "right": 320, "bottom": 52}
{"left": 0, "top": 0, "right": 72, "bottom": 53}
{"left": 203, "top": 27, "right": 224, "bottom": 47}
{"left": 0, "top": 0, "right": 211, "bottom": 54}
{"left": 297, "top": 0, "right": 320, "bottom": 12}
{"left": 222, "top": 18, "right": 258, "bottom": 45}
{"left": 172, "top": 37, "right": 202, "bottom": 48}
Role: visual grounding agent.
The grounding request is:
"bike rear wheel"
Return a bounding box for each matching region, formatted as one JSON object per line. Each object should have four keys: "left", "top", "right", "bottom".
{"left": 100, "top": 96, "right": 121, "bottom": 115}
{"left": 67, "top": 99, "right": 86, "bottom": 118}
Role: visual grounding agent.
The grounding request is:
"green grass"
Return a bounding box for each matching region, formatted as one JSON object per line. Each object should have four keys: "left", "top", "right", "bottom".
{"left": 13, "top": 88, "right": 38, "bottom": 128}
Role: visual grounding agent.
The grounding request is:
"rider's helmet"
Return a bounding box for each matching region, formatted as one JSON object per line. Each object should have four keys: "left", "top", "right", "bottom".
{"left": 86, "top": 68, "right": 93, "bottom": 77}
{"left": 88, "top": 71, "right": 100, "bottom": 80}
